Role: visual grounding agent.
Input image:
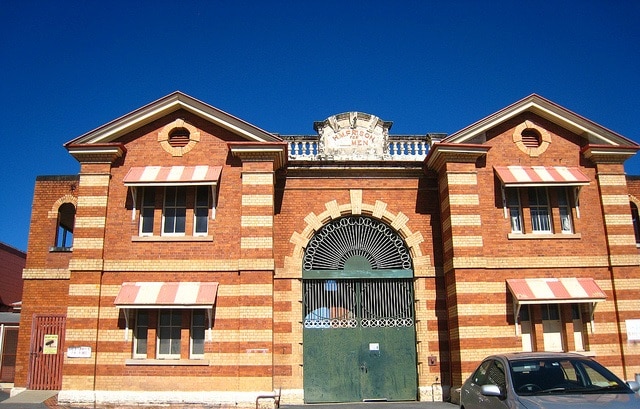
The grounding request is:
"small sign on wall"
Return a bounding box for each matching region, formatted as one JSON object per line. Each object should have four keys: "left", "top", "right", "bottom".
{"left": 67, "top": 346, "right": 92, "bottom": 358}
{"left": 42, "top": 334, "right": 58, "bottom": 354}
{"left": 626, "top": 319, "right": 640, "bottom": 342}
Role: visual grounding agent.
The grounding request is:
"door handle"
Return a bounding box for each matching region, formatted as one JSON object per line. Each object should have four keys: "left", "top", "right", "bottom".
{"left": 360, "top": 362, "right": 368, "bottom": 373}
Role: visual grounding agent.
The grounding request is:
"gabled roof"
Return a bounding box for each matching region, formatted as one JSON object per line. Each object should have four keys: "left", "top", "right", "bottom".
{"left": 444, "top": 94, "right": 639, "bottom": 147}
{"left": 65, "top": 91, "right": 281, "bottom": 146}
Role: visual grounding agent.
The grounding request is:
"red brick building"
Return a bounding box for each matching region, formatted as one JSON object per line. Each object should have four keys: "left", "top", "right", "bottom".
{"left": 0, "top": 241, "right": 26, "bottom": 383}
{"left": 0, "top": 242, "right": 25, "bottom": 312}
{"left": 13, "top": 93, "right": 640, "bottom": 406}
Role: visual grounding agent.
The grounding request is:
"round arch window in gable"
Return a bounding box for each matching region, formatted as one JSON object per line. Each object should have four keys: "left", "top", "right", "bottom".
{"left": 168, "top": 127, "right": 190, "bottom": 148}
{"left": 158, "top": 119, "right": 201, "bottom": 156}
{"left": 520, "top": 128, "right": 542, "bottom": 148}
{"left": 513, "top": 120, "right": 551, "bottom": 157}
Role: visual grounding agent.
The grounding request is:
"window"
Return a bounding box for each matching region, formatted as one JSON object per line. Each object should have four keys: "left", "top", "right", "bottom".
{"left": 471, "top": 360, "right": 493, "bottom": 385}
{"left": 137, "top": 186, "right": 211, "bottom": 238}
{"left": 163, "top": 187, "right": 187, "bottom": 235}
{"left": 140, "top": 188, "right": 155, "bottom": 236}
{"left": 505, "top": 186, "right": 575, "bottom": 236}
{"left": 487, "top": 360, "right": 506, "bottom": 390}
{"left": 529, "top": 187, "right": 551, "bottom": 233}
{"left": 194, "top": 186, "right": 209, "bottom": 236}
{"left": 133, "top": 310, "right": 148, "bottom": 359}
{"left": 506, "top": 189, "right": 523, "bottom": 233}
{"left": 557, "top": 188, "right": 573, "bottom": 233}
{"left": 132, "top": 309, "right": 206, "bottom": 360}
{"left": 541, "top": 304, "right": 560, "bottom": 321}
{"left": 158, "top": 309, "right": 182, "bottom": 359}
{"left": 470, "top": 359, "right": 506, "bottom": 391}
{"left": 55, "top": 202, "right": 75, "bottom": 249}
{"left": 191, "top": 310, "right": 206, "bottom": 358}
{"left": 631, "top": 202, "right": 640, "bottom": 245}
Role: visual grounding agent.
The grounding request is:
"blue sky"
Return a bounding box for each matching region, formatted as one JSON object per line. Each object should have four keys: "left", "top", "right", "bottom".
{"left": 1, "top": 1, "right": 639, "bottom": 252}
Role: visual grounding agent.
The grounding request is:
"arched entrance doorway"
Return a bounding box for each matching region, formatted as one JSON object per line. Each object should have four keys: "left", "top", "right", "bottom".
{"left": 302, "top": 216, "right": 417, "bottom": 403}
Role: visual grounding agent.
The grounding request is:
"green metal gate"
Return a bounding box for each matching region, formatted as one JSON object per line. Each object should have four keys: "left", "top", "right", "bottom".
{"left": 303, "top": 279, "right": 417, "bottom": 402}
{"left": 301, "top": 216, "right": 418, "bottom": 403}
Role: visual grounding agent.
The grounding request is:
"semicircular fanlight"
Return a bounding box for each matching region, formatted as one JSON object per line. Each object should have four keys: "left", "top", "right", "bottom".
{"left": 303, "top": 216, "right": 411, "bottom": 271}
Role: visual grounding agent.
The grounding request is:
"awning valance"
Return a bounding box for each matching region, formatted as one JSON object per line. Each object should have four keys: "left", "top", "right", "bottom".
{"left": 114, "top": 282, "right": 219, "bottom": 309}
{"left": 507, "top": 277, "right": 606, "bottom": 304}
{"left": 494, "top": 166, "right": 590, "bottom": 187}
{"left": 123, "top": 165, "right": 222, "bottom": 186}
{"left": 507, "top": 277, "right": 605, "bottom": 335}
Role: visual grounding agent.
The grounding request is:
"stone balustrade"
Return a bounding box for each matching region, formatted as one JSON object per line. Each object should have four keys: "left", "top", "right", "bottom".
{"left": 283, "top": 135, "right": 434, "bottom": 161}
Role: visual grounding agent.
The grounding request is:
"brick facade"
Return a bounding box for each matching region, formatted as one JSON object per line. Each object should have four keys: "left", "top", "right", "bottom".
{"left": 14, "top": 93, "right": 640, "bottom": 406}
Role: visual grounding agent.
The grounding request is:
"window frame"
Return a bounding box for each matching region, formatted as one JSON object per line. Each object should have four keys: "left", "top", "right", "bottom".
{"left": 133, "top": 310, "right": 149, "bottom": 359}
{"left": 190, "top": 309, "right": 206, "bottom": 359}
{"left": 132, "top": 309, "right": 208, "bottom": 361}
{"left": 193, "top": 185, "right": 210, "bottom": 236}
{"left": 135, "top": 185, "right": 213, "bottom": 239}
{"left": 162, "top": 186, "right": 187, "bottom": 236}
{"left": 506, "top": 188, "right": 523, "bottom": 234}
{"left": 471, "top": 359, "right": 493, "bottom": 385}
{"left": 157, "top": 309, "right": 182, "bottom": 360}
{"left": 54, "top": 202, "right": 76, "bottom": 249}
{"left": 631, "top": 202, "right": 640, "bottom": 245}
{"left": 139, "top": 187, "right": 156, "bottom": 236}
{"left": 528, "top": 187, "right": 552, "bottom": 233}
{"left": 503, "top": 186, "right": 579, "bottom": 237}
{"left": 557, "top": 187, "right": 574, "bottom": 234}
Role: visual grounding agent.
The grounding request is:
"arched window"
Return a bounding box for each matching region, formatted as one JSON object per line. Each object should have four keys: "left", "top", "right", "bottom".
{"left": 55, "top": 202, "right": 75, "bottom": 250}
{"left": 631, "top": 202, "right": 640, "bottom": 245}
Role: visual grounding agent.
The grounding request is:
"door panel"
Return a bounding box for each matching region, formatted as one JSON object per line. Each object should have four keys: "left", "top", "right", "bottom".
{"left": 359, "top": 326, "right": 417, "bottom": 401}
{"left": 572, "top": 304, "right": 584, "bottom": 351}
{"left": 0, "top": 327, "right": 18, "bottom": 382}
{"left": 542, "top": 305, "right": 562, "bottom": 352}
{"left": 303, "top": 327, "right": 360, "bottom": 402}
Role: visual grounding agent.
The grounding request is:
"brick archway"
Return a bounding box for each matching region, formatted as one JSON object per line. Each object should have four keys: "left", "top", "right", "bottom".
{"left": 47, "top": 195, "right": 78, "bottom": 219}
{"left": 281, "top": 189, "right": 430, "bottom": 278}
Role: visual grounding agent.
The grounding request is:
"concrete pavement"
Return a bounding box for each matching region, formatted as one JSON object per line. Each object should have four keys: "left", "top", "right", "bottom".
{"left": 0, "top": 389, "right": 53, "bottom": 408}
{"left": 1, "top": 388, "right": 458, "bottom": 409}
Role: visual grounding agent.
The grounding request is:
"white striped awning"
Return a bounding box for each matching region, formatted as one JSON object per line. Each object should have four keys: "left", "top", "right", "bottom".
{"left": 506, "top": 278, "right": 606, "bottom": 304}
{"left": 123, "top": 165, "right": 222, "bottom": 186}
{"left": 114, "top": 282, "right": 219, "bottom": 309}
{"left": 494, "top": 166, "right": 590, "bottom": 187}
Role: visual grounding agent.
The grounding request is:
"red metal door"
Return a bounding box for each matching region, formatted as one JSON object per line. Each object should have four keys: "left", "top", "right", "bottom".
{"left": 27, "top": 315, "right": 66, "bottom": 390}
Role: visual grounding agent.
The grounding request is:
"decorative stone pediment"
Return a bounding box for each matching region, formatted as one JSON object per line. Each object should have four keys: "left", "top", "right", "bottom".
{"left": 314, "top": 112, "right": 392, "bottom": 160}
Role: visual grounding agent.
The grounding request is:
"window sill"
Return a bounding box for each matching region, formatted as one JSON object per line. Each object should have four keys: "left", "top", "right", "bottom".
{"left": 508, "top": 233, "right": 581, "bottom": 240}
{"left": 125, "top": 359, "right": 210, "bottom": 366}
{"left": 131, "top": 235, "right": 213, "bottom": 242}
{"left": 49, "top": 246, "right": 73, "bottom": 252}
